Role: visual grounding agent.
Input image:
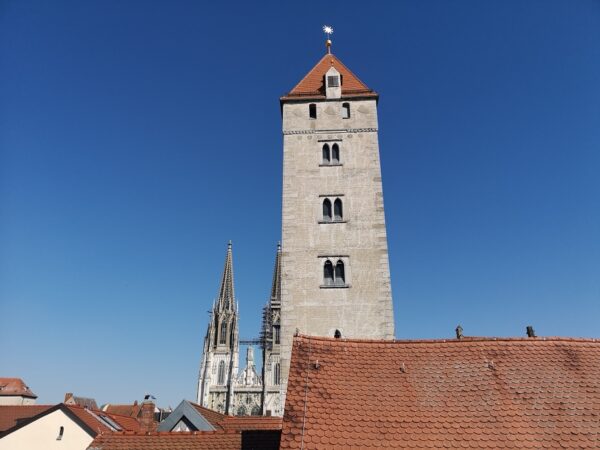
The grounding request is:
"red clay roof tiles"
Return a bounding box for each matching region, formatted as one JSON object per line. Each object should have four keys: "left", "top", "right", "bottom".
{"left": 87, "top": 431, "right": 242, "bottom": 450}
{"left": 0, "top": 378, "right": 37, "bottom": 398}
{"left": 282, "top": 53, "right": 377, "bottom": 101}
{"left": 281, "top": 335, "right": 600, "bottom": 449}
{"left": 0, "top": 405, "right": 51, "bottom": 432}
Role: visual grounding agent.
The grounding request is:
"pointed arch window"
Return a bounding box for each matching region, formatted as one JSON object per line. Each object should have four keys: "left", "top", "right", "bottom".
{"left": 323, "top": 260, "right": 334, "bottom": 286}
{"left": 335, "top": 260, "right": 345, "bottom": 286}
{"left": 322, "top": 198, "right": 332, "bottom": 222}
{"left": 334, "top": 198, "right": 343, "bottom": 221}
{"left": 331, "top": 143, "right": 340, "bottom": 164}
{"left": 274, "top": 363, "right": 281, "bottom": 385}
{"left": 309, "top": 103, "right": 317, "bottom": 119}
{"left": 218, "top": 361, "right": 226, "bottom": 385}
{"left": 342, "top": 102, "right": 351, "bottom": 119}
{"left": 219, "top": 323, "right": 227, "bottom": 345}
{"left": 322, "top": 144, "right": 330, "bottom": 164}
{"left": 273, "top": 324, "right": 281, "bottom": 345}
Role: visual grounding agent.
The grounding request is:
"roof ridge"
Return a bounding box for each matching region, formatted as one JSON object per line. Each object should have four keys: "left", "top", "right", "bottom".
{"left": 294, "top": 334, "right": 600, "bottom": 344}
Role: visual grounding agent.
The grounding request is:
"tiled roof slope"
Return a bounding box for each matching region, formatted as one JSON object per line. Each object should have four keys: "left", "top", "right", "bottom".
{"left": 189, "top": 402, "right": 282, "bottom": 431}
{"left": 0, "top": 378, "right": 37, "bottom": 398}
{"left": 102, "top": 403, "right": 142, "bottom": 417}
{"left": 87, "top": 431, "right": 241, "bottom": 450}
{"left": 66, "top": 405, "right": 142, "bottom": 433}
{"left": 282, "top": 53, "right": 377, "bottom": 101}
{"left": 281, "top": 335, "right": 600, "bottom": 449}
{"left": 0, "top": 405, "right": 51, "bottom": 432}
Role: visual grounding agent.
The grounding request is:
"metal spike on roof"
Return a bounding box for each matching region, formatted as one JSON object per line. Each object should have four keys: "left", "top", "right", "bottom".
{"left": 216, "top": 241, "right": 235, "bottom": 311}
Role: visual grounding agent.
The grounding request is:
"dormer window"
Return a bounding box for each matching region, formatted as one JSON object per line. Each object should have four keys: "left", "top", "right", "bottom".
{"left": 327, "top": 75, "right": 340, "bottom": 87}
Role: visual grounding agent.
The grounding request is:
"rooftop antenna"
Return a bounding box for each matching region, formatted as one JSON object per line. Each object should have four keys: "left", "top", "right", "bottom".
{"left": 323, "top": 25, "right": 334, "bottom": 54}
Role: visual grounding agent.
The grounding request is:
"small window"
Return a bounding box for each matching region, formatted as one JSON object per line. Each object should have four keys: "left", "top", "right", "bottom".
{"left": 334, "top": 198, "right": 343, "bottom": 221}
{"left": 237, "top": 405, "right": 246, "bottom": 416}
{"left": 219, "top": 323, "right": 227, "bottom": 344}
{"left": 331, "top": 144, "right": 339, "bottom": 164}
{"left": 273, "top": 325, "right": 281, "bottom": 345}
{"left": 322, "top": 198, "right": 332, "bottom": 222}
{"left": 218, "top": 361, "right": 226, "bottom": 385}
{"left": 322, "top": 144, "right": 330, "bottom": 164}
{"left": 274, "top": 363, "right": 281, "bottom": 385}
{"left": 309, "top": 103, "right": 317, "bottom": 119}
{"left": 335, "top": 260, "right": 345, "bottom": 286}
{"left": 327, "top": 76, "right": 340, "bottom": 87}
{"left": 57, "top": 426, "right": 64, "bottom": 441}
{"left": 342, "top": 103, "right": 351, "bottom": 119}
{"left": 324, "top": 260, "right": 334, "bottom": 286}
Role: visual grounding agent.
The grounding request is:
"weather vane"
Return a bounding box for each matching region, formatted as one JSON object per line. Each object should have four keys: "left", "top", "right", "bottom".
{"left": 323, "top": 25, "right": 334, "bottom": 53}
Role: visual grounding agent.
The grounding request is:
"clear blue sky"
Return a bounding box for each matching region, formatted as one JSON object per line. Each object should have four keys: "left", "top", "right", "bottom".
{"left": 1, "top": 0, "right": 599, "bottom": 408}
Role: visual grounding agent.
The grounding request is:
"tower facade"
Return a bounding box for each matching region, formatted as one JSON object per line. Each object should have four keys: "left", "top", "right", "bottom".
{"left": 196, "top": 243, "right": 240, "bottom": 414}
{"left": 279, "top": 43, "right": 395, "bottom": 395}
{"left": 260, "top": 243, "right": 283, "bottom": 416}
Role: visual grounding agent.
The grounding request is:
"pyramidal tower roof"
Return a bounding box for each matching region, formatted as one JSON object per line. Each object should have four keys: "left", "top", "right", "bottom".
{"left": 281, "top": 44, "right": 377, "bottom": 101}
{"left": 216, "top": 241, "right": 235, "bottom": 311}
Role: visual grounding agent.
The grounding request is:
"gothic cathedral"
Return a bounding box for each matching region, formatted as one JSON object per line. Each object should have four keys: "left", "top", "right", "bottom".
{"left": 197, "top": 36, "right": 395, "bottom": 416}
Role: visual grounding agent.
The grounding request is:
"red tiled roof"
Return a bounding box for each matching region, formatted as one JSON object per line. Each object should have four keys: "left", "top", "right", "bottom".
{"left": 87, "top": 431, "right": 241, "bottom": 450}
{"left": 102, "top": 403, "right": 142, "bottom": 418}
{"left": 188, "top": 402, "right": 281, "bottom": 432}
{"left": 282, "top": 53, "right": 377, "bottom": 101}
{"left": 0, "top": 378, "right": 37, "bottom": 398}
{"left": 0, "top": 405, "right": 52, "bottom": 432}
{"left": 66, "top": 404, "right": 142, "bottom": 434}
{"left": 281, "top": 335, "right": 600, "bottom": 449}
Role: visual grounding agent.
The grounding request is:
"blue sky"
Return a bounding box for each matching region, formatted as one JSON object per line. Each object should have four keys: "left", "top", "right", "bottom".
{"left": 1, "top": 0, "right": 599, "bottom": 408}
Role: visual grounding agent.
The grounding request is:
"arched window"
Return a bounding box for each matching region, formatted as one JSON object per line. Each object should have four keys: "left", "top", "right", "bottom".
{"left": 309, "top": 103, "right": 317, "bottom": 119}
{"left": 237, "top": 405, "right": 246, "bottom": 416}
{"left": 322, "top": 198, "right": 332, "bottom": 222}
{"left": 273, "top": 324, "right": 281, "bottom": 345}
{"left": 251, "top": 405, "right": 262, "bottom": 416}
{"left": 218, "top": 361, "right": 226, "bottom": 385}
{"left": 335, "top": 260, "right": 345, "bottom": 286}
{"left": 219, "top": 323, "right": 227, "bottom": 345}
{"left": 324, "top": 260, "right": 334, "bottom": 286}
{"left": 334, "top": 198, "right": 343, "bottom": 221}
{"left": 322, "top": 144, "right": 330, "bottom": 164}
{"left": 342, "top": 102, "right": 351, "bottom": 119}
{"left": 332, "top": 143, "right": 339, "bottom": 164}
{"left": 274, "top": 363, "right": 281, "bottom": 385}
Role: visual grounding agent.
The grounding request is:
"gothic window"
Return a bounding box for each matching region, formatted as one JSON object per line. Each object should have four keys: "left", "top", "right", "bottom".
{"left": 237, "top": 405, "right": 246, "bottom": 416}
{"left": 218, "top": 361, "right": 225, "bottom": 385}
{"left": 334, "top": 198, "right": 343, "bottom": 221}
{"left": 309, "top": 103, "right": 317, "bottom": 119}
{"left": 335, "top": 260, "right": 345, "bottom": 286}
{"left": 273, "top": 324, "right": 281, "bottom": 345}
{"left": 219, "top": 323, "right": 227, "bottom": 345}
{"left": 332, "top": 143, "right": 340, "bottom": 163}
{"left": 342, "top": 102, "right": 351, "bottom": 119}
{"left": 274, "top": 363, "right": 281, "bottom": 385}
{"left": 324, "top": 260, "right": 334, "bottom": 286}
{"left": 251, "top": 406, "right": 262, "bottom": 416}
{"left": 322, "top": 144, "right": 330, "bottom": 164}
{"left": 322, "top": 198, "right": 332, "bottom": 222}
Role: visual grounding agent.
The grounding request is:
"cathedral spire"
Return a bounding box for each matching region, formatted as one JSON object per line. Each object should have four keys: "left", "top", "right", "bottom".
{"left": 270, "top": 242, "right": 282, "bottom": 304}
{"left": 216, "top": 241, "right": 235, "bottom": 311}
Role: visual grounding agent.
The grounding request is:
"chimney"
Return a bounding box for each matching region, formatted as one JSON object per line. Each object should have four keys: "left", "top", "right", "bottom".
{"left": 140, "top": 400, "right": 157, "bottom": 432}
{"left": 455, "top": 325, "right": 463, "bottom": 339}
{"left": 526, "top": 326, "right": 536, "bottom": 338}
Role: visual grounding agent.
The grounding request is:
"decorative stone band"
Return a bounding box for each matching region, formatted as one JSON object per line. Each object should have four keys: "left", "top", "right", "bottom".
{"left": 282, "top": 127, "right": 378, "bottom": 135}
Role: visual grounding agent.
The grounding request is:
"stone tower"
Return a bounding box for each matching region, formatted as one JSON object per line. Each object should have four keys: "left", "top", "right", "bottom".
{"left": 260, "top": 243, "right": 283, "bottom": 416}
{"left": 279, "top": 41, "right": 395, "bottom": 397}
{"left": 196, "top": 242, "right": 240, "bottom": 414}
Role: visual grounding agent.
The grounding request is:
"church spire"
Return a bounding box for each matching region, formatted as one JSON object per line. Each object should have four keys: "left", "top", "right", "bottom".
{"left": 216, "top": 241, "right": 235, "bottom": 312}
{"left": 270, "top": 242, "right": 282, "bottom": 304}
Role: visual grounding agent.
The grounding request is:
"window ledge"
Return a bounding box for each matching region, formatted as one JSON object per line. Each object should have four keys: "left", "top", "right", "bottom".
{"left": 319, "top": 163, "right": 343, "bottom": 167}
{"left": 318, "top": 220, "right": 347, "bottom": 224}
{"left": 320, "top": 284, "right": 351, "bottom": 289}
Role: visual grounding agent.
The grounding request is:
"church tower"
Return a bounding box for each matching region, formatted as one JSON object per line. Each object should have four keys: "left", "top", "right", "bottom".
{"left": 260, "top": 243, "right": 283, "bottom": 416}
{"left": 196, "top": 242, "right": 240, "bottom": 414}
{"left": 279, "top": 37, "right": 395, "bottom": 396}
